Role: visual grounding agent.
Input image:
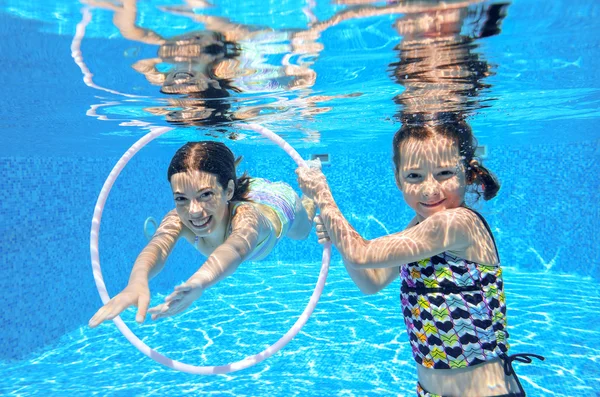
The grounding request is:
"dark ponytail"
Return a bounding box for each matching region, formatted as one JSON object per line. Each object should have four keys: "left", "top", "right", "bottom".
{"left": 168, "top": 141, "right": 252, "bottom": 201}
{"left": 469, "top": 162, "right": 499, "bottom": 200}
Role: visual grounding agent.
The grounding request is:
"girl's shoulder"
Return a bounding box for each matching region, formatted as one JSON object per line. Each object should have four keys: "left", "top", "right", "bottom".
{"left": 229, "top": 200, "right": 261, "bottom": 218}
{"left": 416, "top": 207, "right": 485, "bottom": 231}
{"left": 445, "top": 207, "right": 499, "bottom": 266}
{"left": 439, "top": 207, "right": 493, "bottom": 242}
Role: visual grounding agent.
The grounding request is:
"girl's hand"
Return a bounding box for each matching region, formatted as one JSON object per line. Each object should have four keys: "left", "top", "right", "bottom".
{"left": 148, "top": 277, "right": 204, "bottom": 320}
{"left": 295, "top": 167, "right": 329, "bottom": 200}
{"left": 314, "top": 215, "right": 330, "bottom": 244}
{"left": 88, "top": 281, "right": 150, "bottom": 327}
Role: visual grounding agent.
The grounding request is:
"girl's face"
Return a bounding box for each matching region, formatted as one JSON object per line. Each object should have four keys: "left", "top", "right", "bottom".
{"left": 396, "top": 135, "right": 467, "bottom": 220}
{"left": 170, "top": 170, "right": 234, "bottom": 237}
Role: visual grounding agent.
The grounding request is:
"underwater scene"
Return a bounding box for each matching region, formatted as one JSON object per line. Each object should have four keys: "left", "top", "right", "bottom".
{"left": 0, "top": 0, "right": 598, "bottom": 396}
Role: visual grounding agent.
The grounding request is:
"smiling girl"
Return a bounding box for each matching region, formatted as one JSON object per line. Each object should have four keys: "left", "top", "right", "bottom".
{"left": 296, "top": 117, "right": 544, "bottom": 396}
{"left": 90, "top": 141, "right": 315, "bottom": 327}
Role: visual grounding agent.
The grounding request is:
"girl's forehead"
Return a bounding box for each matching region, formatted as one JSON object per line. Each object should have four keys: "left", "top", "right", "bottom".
{"left": 399, "top": 136, "right": 461, "bottom": 168}
{"left": 170, "top": 170, "right": 219, "bottom": 189}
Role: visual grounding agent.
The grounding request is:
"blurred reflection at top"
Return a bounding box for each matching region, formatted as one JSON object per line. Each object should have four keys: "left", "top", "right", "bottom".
{"left": 298, "top": 0, "right": 509, "bottom": 125}
{"left": 390, "top": 1, "right": 509, "bottom": 124}
{"left": 83, "top": 0, "right": 353, "bottom": 138}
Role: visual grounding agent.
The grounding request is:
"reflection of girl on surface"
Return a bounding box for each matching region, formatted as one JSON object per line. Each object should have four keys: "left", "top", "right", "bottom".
{"left": 296, "top": 117, "right": 544, "bottom": 396}
{"left": 90, "top": 141, "right": 315, "bottom": 327}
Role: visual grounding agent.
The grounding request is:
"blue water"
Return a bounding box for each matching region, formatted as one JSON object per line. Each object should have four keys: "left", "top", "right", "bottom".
{"left": 1, "top": 0, "right": 599, "bottom": 396}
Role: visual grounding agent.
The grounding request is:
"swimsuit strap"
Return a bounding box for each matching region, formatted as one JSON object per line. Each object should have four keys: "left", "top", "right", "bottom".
{"left": 500, "top": 352, "right": 545, "bottom": 395}
{"left": 463, "top": 207, "right": 500, "bottom": 259}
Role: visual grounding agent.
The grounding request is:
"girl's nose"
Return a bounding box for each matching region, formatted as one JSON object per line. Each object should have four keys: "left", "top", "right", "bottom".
{"left": 421, "top": 180, "right": 441, "bottom": 199}
{"left": 189, "top": 200, "right": 204, "bottom": 215}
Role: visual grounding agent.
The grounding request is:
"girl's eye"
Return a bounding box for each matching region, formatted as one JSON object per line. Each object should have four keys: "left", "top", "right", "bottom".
{"left": 439, "top": 170, "right": 454, "bottom": 177}
{"left": 200, "top": 191, "right": 214, "bottom": 199}
{"left": 406, "top": 173, "right": 421, "bottom": 179}
{"left": 175, "top": 197, "right": 187, "bottom": 202}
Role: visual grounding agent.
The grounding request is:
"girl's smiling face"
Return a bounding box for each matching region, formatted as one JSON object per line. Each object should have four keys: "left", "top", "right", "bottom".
{"left": 170, "top": 170, "right": 234, "bottom": 236}
{"left": 396, "top": 135, "right": 467, "bottom": 220}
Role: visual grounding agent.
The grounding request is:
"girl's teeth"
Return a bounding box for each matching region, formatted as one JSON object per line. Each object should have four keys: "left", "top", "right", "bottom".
{"left": 191, "top": 217, "right": 210, "bottom": 227}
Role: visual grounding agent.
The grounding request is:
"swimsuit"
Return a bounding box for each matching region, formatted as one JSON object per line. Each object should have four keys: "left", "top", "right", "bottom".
{"left": 401, "top": 208, "right": 544, "bottom": 396}
{"left": 230, "top": 178, "right": 297, "bottom": 261}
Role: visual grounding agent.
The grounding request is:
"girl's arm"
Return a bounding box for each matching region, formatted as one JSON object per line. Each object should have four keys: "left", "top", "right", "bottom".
{"left": 318, "top": 188, "right": 469, "bottom": 269}
{"left": 296, "top": 168, "right": 470, "bottom": 270}
{"left": 188, "top": 203, "right": 268, "bottom": 289}
{"left": 130, "top": 210, "right": 184, "bottom": 281}
{"left": 88, "top": 209, "right": 183, "bottom": 327}
{"left": 149, "top": 204, "right": 270, "bottom": 319}
{"left": 338, "top": 216, "right": 418, "bottom": 294}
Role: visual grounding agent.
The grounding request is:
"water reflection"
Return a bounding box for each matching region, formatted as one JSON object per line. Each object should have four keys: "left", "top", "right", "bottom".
{"left": 391, "top": 2, "right": 509, "bottom": 123}
{"left": 81, "top": 0, "right": 357, "bottom": 139}
{"left": 299, "top": 0, "right": 508, "bottom": 123}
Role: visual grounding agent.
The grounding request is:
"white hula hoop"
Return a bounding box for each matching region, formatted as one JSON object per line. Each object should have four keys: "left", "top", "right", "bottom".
{"left": 90, "top": 123, "right": 331, "bottom": 374}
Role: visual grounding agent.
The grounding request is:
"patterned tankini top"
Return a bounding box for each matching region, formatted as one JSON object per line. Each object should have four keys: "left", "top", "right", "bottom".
{"left": 400, "top": 209, "right": 509, "bottom": 369}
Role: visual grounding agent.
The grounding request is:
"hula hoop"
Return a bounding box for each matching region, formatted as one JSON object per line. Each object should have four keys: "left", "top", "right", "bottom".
{"left": 90, "top": 123, "right": 331, "bottom": 374}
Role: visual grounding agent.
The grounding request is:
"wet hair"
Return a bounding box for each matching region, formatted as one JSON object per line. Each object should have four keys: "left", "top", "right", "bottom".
{"left": 392, "top": 113, "right": 500, "bottom": 200}
{"left": 167, "top": 141, "right": 252, "bottom": 201}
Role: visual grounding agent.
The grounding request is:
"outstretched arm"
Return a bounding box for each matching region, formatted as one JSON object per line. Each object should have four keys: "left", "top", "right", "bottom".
{"left": 148, "top": 204, "right": 270, "bottom": 319}
{"left": 88, "top": 209, "right": 183, "bottom": 327}
{"left": 296, "top": 168, "right": 472, "bottom": 291}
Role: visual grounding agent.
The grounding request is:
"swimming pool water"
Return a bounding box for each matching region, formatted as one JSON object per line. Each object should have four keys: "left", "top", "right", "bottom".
{"left": 1, "top": 0, "right": 599, "bottom": 396}
{"left": 2, "top": 264, "right": 598, "bottom": 396}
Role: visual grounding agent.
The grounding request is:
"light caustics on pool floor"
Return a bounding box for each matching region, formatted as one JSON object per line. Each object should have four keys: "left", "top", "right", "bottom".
{"left": 1, "top": 265, "right": 598, "bottom": 397}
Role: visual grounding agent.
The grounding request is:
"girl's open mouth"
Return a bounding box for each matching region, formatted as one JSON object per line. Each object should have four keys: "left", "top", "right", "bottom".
{"left": 190, "top": 215, "right": 212, "bottom": 229}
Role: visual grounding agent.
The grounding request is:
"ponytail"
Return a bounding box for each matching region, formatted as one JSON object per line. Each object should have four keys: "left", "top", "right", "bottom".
{"left": 232, "top": 174, "right": 252, "bottom": 202}
{"left": 469, "top": 162, "right": 500, "bottom": 201}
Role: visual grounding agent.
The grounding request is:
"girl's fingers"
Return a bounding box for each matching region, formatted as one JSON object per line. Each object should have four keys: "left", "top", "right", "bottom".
{"left": 174, "top": 284, "right": 192, "bottom": 292}
{"left": 89, "top": 307, "right": 108, "bottom": 327}
{"left": 148, "top": 304, "right": 164, "bottom": 314}
{"left": 165, "top": 291, "right": 183, "bottom": 302}
{"left": 104, "top": 300, "right": 129, "bottom": 321}
{"left": 136, "top": 295, "right": 150, "bottom": 323}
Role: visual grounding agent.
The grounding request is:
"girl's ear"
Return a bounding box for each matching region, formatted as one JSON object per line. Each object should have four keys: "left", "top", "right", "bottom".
{"left": 226, "top": 179, "right": 235, "bottom": 201}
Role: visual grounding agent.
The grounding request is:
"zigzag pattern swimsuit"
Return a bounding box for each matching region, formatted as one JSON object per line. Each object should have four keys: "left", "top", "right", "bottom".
{"left": 400, "top": 209, "right": 544, "bottom": 396}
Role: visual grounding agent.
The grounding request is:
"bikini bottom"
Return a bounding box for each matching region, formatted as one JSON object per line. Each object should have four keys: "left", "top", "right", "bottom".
{"left": 415, "top": 353, "right": 545, "bottom": 397}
